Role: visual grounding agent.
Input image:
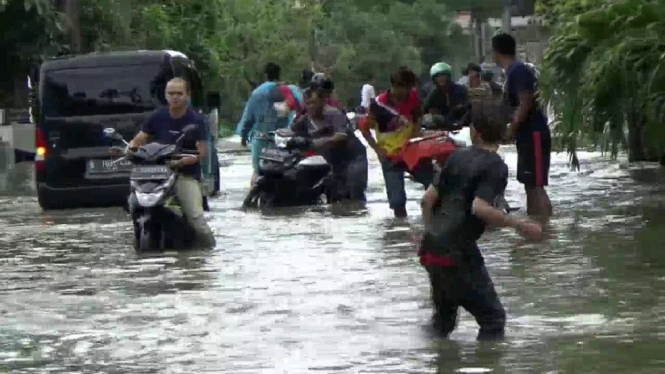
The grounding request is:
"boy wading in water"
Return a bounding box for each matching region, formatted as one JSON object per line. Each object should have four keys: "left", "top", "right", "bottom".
{"left": 415, "top": 96, "right": 543, "bottom": 340}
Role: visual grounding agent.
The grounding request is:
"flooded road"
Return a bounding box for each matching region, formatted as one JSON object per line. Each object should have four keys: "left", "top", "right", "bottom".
{"left": 1, "top": 146, "right": 665, "bottom": 373}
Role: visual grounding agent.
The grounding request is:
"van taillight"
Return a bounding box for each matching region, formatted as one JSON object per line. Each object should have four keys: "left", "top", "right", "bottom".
{"left": 35, "top": 128, "right": 47, "bottom": 171}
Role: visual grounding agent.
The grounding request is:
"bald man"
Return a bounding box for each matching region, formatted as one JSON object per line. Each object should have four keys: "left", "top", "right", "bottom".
{"left": 127, "top": 77, "right": 215, "bottom": 247}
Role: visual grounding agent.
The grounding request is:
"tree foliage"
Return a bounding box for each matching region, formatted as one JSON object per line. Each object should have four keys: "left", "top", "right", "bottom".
{"left": 538, "top": 0, "right": 665, "bottom": 165}
{"left": 1, "top": 0, "right": 482, "bottom": 125}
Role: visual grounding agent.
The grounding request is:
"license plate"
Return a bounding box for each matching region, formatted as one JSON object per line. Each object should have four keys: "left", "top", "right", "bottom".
{"left": 259, "top": 147, "right": 289, "bottom": 161}
{"left": 86, "top": 158, "right": 133, "bottom": 174}
{"left": 130, "top": 165, "right": 170, "bottom": 179}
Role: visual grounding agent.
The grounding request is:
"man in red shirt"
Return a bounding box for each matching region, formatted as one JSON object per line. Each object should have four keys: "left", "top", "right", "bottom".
{"left": 359, "top": 67, "right": 434, "bottom": 217}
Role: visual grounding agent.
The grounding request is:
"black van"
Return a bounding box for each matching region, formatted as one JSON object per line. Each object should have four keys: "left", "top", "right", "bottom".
{"left": 33, "top": 50, "right": 217, "bottom": 210}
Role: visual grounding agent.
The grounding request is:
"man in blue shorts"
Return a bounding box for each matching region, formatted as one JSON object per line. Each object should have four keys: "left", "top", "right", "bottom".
{"left": 492, "top": 33, "right": 553, "bottom": 220}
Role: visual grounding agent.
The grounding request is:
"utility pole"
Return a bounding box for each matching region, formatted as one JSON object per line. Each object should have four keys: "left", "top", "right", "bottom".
{"left": 501, "top": 0, "right": 512, "bottom": 35}
{"left": 471, "top": 9, "right": 483, "bottom": 62}
{"left": 63, "top": 0, "right": 81, "bottom": 53}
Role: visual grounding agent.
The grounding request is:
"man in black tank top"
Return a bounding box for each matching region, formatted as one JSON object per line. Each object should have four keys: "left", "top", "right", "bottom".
{"left": 415, "top": 97, "right": 543, "bottom": 340}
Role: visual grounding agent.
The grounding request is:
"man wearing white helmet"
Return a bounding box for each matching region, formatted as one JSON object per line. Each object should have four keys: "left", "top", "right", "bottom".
{"left": 423, "top": 62, "right": 469, "bottom": 125}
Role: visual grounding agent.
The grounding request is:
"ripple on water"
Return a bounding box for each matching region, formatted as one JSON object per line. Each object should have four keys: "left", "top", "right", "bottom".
{"left": 0, "top": 150, "right": 664, "bottom": 373}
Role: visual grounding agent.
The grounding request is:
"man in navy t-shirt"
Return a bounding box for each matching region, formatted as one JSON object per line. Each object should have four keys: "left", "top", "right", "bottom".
{"left": 492, "top": 33, "right": 553, "bottom": 220}
{"left": 127, "top": 77, "right": 215, "bottom": 246}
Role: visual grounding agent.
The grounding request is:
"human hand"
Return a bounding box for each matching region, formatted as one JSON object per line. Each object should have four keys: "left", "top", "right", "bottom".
{"left": 109, "top": 146, "right": 124, "bottom": 156}
{"left": 332, "top": 133, "right": 346, "bottom": 142}
{"left": 374, "top": 146, "right": 388, "bottom": 159}
{"left": 515, "top": 219, "right": 543, "bottom": 241}
{"left": 410, "top": 228, "right": 424, "bottom": 247}
{"left": 168, "top": 159, "right": 184, "bottom": 170}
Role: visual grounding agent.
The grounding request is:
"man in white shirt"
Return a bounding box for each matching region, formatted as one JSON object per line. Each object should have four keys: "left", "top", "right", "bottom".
{"left": 456, "top": 67, "right": 469, "bottom": 86}
{"left": 360, "top": 76, "right": 376, "bottom": 114}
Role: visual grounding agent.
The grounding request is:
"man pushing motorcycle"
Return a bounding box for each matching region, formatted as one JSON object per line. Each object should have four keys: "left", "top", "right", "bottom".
{"left": 126, "top": 77, "right": 215, "bottom": 247}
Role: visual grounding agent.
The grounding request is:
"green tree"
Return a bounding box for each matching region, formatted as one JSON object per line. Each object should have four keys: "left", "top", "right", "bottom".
{"left": 538, "top": 0, "right": 665, "bottom": 166}
{"left": 1, "top": 0, "right": 476, "bottom": 128}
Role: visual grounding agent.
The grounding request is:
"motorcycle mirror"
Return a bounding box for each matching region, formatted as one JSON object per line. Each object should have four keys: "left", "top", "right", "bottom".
{"left": 182, "top": 124, "right": 198, "bottom": 134}
{"left": 103, "top": 127, "right": 123, "bottom": 140}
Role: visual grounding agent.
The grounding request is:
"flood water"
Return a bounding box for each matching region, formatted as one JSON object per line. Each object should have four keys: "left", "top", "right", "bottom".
{"left": 1, "top": 146, "right": 665, "bottom": 373}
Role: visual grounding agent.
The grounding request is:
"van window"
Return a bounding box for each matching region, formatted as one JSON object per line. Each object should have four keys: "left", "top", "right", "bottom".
{"left": 40, "top": 63, "right": 172, "bottom": 117}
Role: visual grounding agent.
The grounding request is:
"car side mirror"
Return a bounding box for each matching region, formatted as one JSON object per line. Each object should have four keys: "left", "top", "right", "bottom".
{"left": 103, "top": 127, "right": 123, "bottom": 140}
{"left": 205, "top": 92, "right": 221, "bottom": 108}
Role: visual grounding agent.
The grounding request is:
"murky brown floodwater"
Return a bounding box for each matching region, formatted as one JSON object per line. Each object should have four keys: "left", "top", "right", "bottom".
{"left": 1, "top": 145, "right": 665, "bottom": 374}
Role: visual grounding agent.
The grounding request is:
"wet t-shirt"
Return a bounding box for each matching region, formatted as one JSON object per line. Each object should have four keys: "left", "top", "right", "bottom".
{"left": 358, "top": 89, "right": 421, "bottom": 156}
{"left": 291, "top": 106, "right": 366, "bottom": 169}
{"left": 504, "top": 61, "right": 548, "bottom": 135}
{"left": 141, "top": 107, "right": 207, "bottom": 179}
{"left": 424, "top": 145, "right": 508, "bottom": 265}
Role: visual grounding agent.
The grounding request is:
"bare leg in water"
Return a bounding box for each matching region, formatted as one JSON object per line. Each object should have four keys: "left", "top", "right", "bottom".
{"left": 526, "top": 186, "right": 552, "bottom": 222}
{"left": 250, "top": 171, "right": 258, "bottom": 188}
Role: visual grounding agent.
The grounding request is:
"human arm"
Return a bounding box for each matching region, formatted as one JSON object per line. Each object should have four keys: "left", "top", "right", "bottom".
{"left": 311, "top": 108, "right": 348, "bottom": 150}
{"left": 471, "top": 161, "right": 542, "bottom": 240}
{"left": 420, "top": 169, "right": 441, "bottom": 232}
{"left": 176, "top": 119, "right": 208, "bottom": 168}
{"left": 422, "top": 89, "right": 437, "bottom": 115}
{"left": 240, "top": 93, "right": 258, "bottom": 145}
{"left": 128, "top": 114, "right": 156, "bottom": 148}
{"left": 409, "top": 89, "right": 424, "bottom": 138}
{"left": 358, "top": 112, "right": 387, "bottom": 158}
{"left": 508, "top": 65, "right": 536, "bottom": 138}
{"left": 127, "top": 131, "right": 149, "bottom": 148}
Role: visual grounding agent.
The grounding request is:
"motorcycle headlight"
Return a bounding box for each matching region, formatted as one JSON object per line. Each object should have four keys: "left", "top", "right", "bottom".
{"left": 135, "top": 190, "right": 165, "bottom": 207}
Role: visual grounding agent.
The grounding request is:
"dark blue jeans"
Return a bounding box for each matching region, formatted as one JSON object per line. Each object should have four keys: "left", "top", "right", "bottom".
{"left": 379, "top": 157, "right": 434, "bottom": 210}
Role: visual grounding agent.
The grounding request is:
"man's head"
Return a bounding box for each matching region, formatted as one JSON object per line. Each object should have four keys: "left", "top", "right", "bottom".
{"left": 301, "top": 69, "right": 314, "bottom": 87}
{"left": 311, "top": 73, "right": 334, "bottom": 93}
{"left": 468, "top": 63, "right": 482, "bottom": 81}
{"left": 390, "top": 67, "right": 417, "bottom": 101}
{"left": 305, "top": 88, "right": 329, "bottom": 117}
{"left": 165, "top": 77, "right": 190, "bottom": 111}
{"left": 492, "top": 33, "right": 516, "bottom": 67}
{"left": 265, "top": 62, "right": 281, "bottom": 81}
{"left": 430, "top": 62, "right": 452, "bottom": 88}
{"left": 462, "top": 68, "right": 469, "bottom": 77}
{"left": 469, "top": 95, "right": 509, "bottom": 145}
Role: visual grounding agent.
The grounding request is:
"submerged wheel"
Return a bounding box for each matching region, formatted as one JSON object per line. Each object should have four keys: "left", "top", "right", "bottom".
{"left": 134, "top": 223, "right": 161, "bottom": 251}
{"left": 139, "top": 230, "right": 152, "bottom": 251}
{"left": 257, "top": 192, "right": 273, "bottom": 209}
{"left": 242, "top": 187, "right": 260, "bottom": 208}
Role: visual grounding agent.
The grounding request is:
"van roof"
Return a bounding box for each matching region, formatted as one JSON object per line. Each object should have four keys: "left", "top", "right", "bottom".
{"left": 41, "top": 50, "right": 189, "bottom": 72}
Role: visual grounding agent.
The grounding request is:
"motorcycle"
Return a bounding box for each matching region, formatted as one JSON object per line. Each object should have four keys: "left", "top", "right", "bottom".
{"left": 242, "top": 129, "right": 334, "bottom": 208}
{"left": 104, "top": 126, "right": 213, "bottom": 251}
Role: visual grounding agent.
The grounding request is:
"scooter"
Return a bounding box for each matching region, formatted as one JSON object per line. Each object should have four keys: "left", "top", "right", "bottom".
{"left": 242, "top": 129, "right": 334, "bottom": 208}
{"left": 104, "top": 126, "right": 213, "bottom": 251}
